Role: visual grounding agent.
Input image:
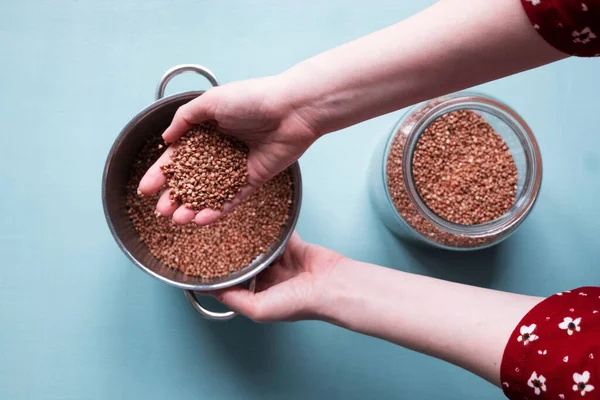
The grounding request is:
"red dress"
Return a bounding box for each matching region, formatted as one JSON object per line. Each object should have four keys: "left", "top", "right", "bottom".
{"left": 521, "top": 0, "right": 600, "bottom": 57}
{"left": 501, "top": 3, "right": 599, "bottom": 399}
{"left": 501, "top": 288, "right": 600, "bottom": 399}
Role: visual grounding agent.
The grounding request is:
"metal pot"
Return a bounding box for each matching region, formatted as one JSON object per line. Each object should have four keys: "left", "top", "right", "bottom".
{"left": 102, "top": 64, "right": 303, "bottom": 321}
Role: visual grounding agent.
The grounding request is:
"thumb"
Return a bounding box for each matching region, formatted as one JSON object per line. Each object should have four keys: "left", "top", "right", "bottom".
{"left": 162, "top": 92, "right": 217, "bottom": 143}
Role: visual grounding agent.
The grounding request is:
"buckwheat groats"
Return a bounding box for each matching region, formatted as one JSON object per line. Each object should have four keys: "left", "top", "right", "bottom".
{"left": 127, "top": 136, "right": 292, "bottom": 279}
{"left": 161, "top": 124, "right": 249, "bottom": 212}
{"left": 386, "top": 109, "right": 519, "bottom": 248}
{"left": 412, "top": 110, "right": 518, "bottom": 225}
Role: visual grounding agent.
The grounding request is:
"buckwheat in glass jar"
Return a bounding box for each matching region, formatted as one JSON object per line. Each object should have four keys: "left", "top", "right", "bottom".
{"left": 369, "top": 92, "right": 542, "bottom": 250}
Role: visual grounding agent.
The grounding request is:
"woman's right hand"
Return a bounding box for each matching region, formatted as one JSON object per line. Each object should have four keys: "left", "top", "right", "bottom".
{"left": 137, "top": 75, "right": 320, "bottom": 225}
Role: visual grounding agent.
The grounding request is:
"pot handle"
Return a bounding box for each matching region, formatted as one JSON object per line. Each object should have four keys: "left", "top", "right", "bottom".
{"left": 156, "top": 64, "right": 220, "bottom": 100}
{"left": 184, "top": 277, "right": 257, "bottom": 321}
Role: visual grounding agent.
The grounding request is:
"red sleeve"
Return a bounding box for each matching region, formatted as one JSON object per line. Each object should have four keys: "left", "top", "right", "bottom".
{"left": 501, "top": 287, "right": 600, "bottom": 399}
{"left": 521, "top": 0, "right": 600, "bottom": 57}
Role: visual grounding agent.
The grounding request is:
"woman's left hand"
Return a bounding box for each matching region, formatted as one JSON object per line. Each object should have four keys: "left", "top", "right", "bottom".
{"left": 213, "top": 232, "right": 344, "bottom": 322}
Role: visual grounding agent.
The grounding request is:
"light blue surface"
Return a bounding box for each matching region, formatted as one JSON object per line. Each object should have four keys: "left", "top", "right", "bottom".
{"left": 1, "top": 1, "right": 599, "bottom": 399}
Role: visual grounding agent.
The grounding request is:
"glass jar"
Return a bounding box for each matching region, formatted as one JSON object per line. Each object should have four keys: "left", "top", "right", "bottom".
{"left": 369, "top": 92, "right": 542, "bottom": 250}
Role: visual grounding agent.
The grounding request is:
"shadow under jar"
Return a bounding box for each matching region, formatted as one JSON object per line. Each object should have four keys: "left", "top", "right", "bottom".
{"left": 369, "top": 92, "right": 542, "bottom": 251}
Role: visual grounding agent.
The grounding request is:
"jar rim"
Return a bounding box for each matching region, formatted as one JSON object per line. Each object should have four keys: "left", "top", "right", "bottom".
{"left": 383, "top": 91, "right": 543, "bottom": 242}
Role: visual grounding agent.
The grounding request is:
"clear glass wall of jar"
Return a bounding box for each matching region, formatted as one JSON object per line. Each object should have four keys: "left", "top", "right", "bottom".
{"left": 369, "top": 92, "right": 543, "bottom": 250}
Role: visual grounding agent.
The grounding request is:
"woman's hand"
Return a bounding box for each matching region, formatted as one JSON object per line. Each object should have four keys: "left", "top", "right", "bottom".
{"left": 213, "top": 233, "right": 344, "bottom": 323}
{"left": 214, "top": 233, "right": 542, "bottom": 386}
{"left": 137, "top": 76, "right": 320, "bottom": 225}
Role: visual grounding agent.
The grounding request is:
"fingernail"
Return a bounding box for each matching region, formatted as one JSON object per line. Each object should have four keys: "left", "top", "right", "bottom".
{"left": 137, "top": 188, "right": 144, "bottom": 197}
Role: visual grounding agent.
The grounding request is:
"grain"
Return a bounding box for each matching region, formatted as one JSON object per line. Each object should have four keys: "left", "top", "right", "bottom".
{"left": 386, "top": 109, "right": 519, "bottom": 248}
{"left": 127, "top": 136, "right": 292, "bottom": 279}
{"left": 161, "top": 124, "right": 249, "bottom": 212}
{"left": 412, "top": 110, "right": 518, "bottom": 225}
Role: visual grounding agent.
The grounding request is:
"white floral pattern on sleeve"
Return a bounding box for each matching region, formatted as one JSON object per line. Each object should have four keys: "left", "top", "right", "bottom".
{"left": 518, "top": 324, "right": 539, "bottom": 344}
{"left": 528, "top": 371, "right": 548, "bottom": 395}
{"left": 573, "top": 371, "right": 595, "bottom": 396}
{"left": 559, "top": 317, "right": 582, "bottom": 335}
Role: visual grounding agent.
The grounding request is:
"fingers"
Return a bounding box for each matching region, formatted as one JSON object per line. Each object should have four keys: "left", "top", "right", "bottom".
{"left": 156, "top": 189, "right": 178, "bottom": 217}
{"left": 213, "top": 287, "right": 267, "bottom": 321}
{"left": 194, "top": 208, "right": 222, "bottom": 226}
{"left": 214, "top": 285, "right": 297, "bottom": 323}
{"left": 155, "top": 184, "right": 255, "bottom": 226}
{"left": 211, "top": 235, "right": 313, "bottom": 322}
{"left": 156, "top": 191, "right": 198, "bottom": 225}
{"left": 162, "top": 95, "right": 214, "bottom": 143}
{"left": 172, "top": 206, "right": 195, "bottom": 225}
{"left": 138, "top": 146, "right": 175, "bottom": 195}
{"left": 193, "top": 184, "right": 257, "bottom": 226}
{"left": 218, "top": 278, "right": 308, "bottom": 323}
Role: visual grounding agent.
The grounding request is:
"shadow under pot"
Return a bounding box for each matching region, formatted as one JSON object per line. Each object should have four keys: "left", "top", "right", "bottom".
{"left": 102, "top": 64, "right": 302, "bottom": 320}
{"left": 369, "top": 92, "right": 542, "bottom": 251}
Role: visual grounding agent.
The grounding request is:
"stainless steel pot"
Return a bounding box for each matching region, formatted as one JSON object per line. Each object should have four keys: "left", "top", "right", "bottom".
{"left": 102, "top": 64, "right": 303, "bottom": 321}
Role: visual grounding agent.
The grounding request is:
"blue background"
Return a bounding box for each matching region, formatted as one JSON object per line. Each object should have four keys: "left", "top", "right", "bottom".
{"left": 1, "top": 1, "right": 599, "bottom": 399}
